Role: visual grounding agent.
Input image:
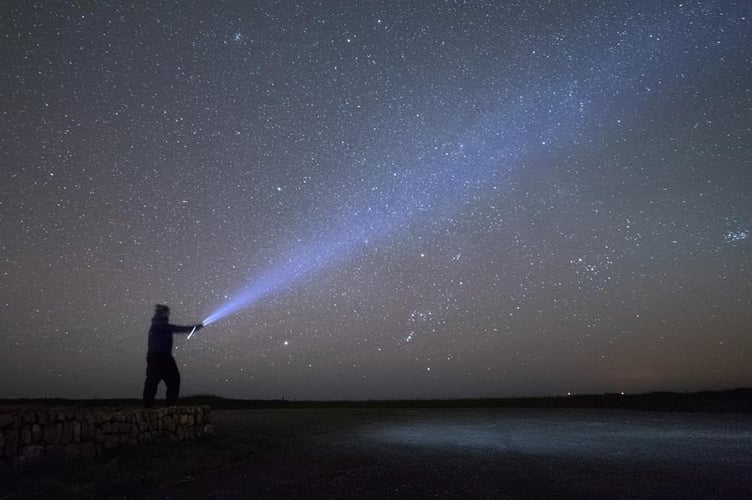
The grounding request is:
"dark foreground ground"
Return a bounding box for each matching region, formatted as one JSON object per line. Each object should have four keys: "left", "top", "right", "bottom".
{"left": 128, "top": 408, "right": 752, "bottom": 500}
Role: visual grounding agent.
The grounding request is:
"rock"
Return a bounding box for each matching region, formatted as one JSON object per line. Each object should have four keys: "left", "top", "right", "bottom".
{"left": 4, "top": 429, "right": 19, "bottom": 457}
{"left": 21, "top": 445, "right": 44, "bottom": 460}
{"left": 0, "top": 406, "right": 211, "bottom": 465}
{"left": 85, "top": 422, "right": 96, "bottom": 440}
{"left": 44, "top": 423, "right": 62, "bottom": 444}
{"left": 64, "top": 443, "right": 80, "bottom": 458}
{"left": 45, "top": 445, "right": 65, "bottom": 459}
{"left": 62, "top": 421, "right": 73, "bottom": 444}
{"left": 0, "top": 414, "right": 14, "bottom": 429}
{"left": 21, "top": 426, "right": 32, "bottom": 446}
{"left": 43, "top": 424, "right": 54, "bottom": 444}
{"left": 104, "top": 435, "right": 119, "bottom": 449}
{"left": 32, "top": 424, "right": 42, "bottom": 443}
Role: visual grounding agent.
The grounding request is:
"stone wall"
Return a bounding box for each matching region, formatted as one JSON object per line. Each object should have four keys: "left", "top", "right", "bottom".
{"left": 0, "top": 406, "right": 212, "bottom": 468}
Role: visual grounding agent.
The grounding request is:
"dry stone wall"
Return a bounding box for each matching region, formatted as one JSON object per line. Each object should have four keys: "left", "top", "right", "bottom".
{"left": 0, "top": 406, "right": 212, "bottom": 468}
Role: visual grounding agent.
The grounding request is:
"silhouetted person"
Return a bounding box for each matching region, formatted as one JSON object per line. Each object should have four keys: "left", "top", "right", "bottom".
{"left": 142, "top": 304, "right": 203, "bottom": 408}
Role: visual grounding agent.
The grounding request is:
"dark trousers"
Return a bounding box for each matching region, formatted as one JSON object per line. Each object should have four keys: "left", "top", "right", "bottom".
{"left": 142, "top": 353, "right": 180, "bottom": 408}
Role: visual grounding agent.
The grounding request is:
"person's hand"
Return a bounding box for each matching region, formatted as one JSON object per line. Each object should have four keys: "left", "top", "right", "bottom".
{"left": 196, "top": 323, "right": 204, "bottom": 331}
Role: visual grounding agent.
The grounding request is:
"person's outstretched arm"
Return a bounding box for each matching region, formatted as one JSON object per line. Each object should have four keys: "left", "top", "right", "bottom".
{"left": 170, "top": 323, "right": 203, "bottom": 334}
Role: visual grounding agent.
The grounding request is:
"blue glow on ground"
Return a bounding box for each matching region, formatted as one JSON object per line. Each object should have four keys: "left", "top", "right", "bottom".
{"left": 361, "top": 411, "right": 752, "bottom": 462}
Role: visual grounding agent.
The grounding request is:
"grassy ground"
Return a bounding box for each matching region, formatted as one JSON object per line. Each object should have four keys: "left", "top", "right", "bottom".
{"left": 182, "top": 389, "right": 752, "bottom": 412}
{"left": 0, "top": 428, "right": 273, "bottom": 500}
{"left": 4, "top": 388, "right": 751, "bottom": 413}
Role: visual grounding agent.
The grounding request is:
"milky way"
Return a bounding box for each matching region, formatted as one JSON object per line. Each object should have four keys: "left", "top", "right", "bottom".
{"left": 1, "top": 1, "right": 750, "bottom": 399}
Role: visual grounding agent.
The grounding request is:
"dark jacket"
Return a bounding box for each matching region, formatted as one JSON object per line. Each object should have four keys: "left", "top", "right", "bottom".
{"left": 147, "top": 317, "right": 194, "bottom": 355}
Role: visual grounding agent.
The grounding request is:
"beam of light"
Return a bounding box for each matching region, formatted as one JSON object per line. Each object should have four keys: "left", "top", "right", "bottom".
{"left": 202, "top": 6, "right": 744, "bottom": 327}
{"left": 202, "top": 206, "right": 401, "bottom": 326}
{"left": 187, "top": 325, "right": 197, "bottom": 339}
{"left": 202, "top": 92, "right": 571, "bottom": 327}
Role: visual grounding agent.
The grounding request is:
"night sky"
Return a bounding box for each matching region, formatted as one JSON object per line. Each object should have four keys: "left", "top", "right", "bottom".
{"left": 2, "top": 1, "right": 750, "bottom": 400}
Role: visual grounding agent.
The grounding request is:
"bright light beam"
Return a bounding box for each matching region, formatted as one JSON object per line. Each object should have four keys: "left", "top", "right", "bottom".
{"left": 202, "top": 6, "right": 738, "bottom": 327}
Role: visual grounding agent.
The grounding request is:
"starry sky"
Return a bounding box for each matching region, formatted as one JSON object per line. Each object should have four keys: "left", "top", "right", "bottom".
{"left": 2, "top": 1, "right": 750, "bottom": 400}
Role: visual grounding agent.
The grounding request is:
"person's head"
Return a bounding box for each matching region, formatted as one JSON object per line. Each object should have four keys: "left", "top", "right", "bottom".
{"left": 154, "top": 304, "right": 170, "bottom": 320}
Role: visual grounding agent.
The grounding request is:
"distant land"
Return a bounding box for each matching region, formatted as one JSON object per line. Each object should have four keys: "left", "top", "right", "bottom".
{"left": 2, "top": 388, "right": 751, "bottom": 413}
